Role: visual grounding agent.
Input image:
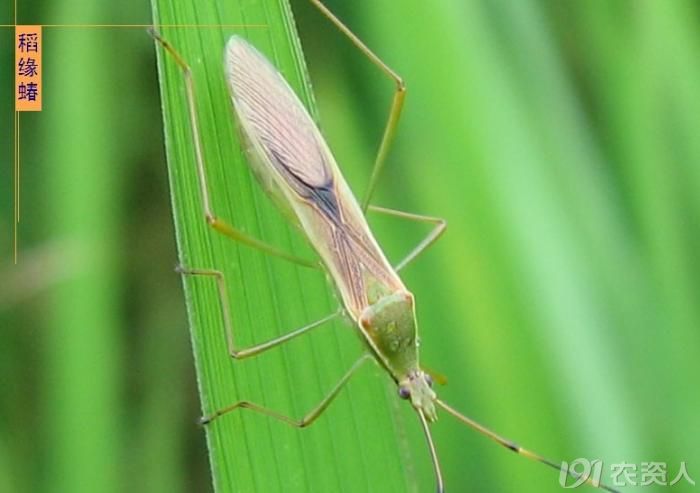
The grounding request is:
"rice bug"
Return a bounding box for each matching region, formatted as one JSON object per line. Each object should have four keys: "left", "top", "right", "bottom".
{"left": 151, "top": 2, "right": 620, "bottom": 491}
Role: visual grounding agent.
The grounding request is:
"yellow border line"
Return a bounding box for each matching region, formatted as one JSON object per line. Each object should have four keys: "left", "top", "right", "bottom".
{"left": 13, "top": 0, "right": 17, "bottom": 262}
{"left": 14, "top": 111, "right": 18, "bottom": 263}
{"left": 6, "top": 19, "right": 268, "bottom": 263}
{"left": 16, "top": 112, "right": 20, "bottom": 225}
{"left": 1, "top": 23, "right": 267, "bottom": 28}
{"left": 43, "top": 23, "right": 268, "bottom": 28}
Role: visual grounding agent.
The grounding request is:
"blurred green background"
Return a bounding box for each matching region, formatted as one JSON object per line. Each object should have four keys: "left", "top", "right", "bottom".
{"left": 2, "top": 0, "right": 699, "bottom": 492}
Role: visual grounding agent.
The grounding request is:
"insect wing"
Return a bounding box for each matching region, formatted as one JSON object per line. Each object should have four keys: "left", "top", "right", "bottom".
{"left": 225, "top": 37, "right": 403, "bottom": 316}
{"left": 225, "top": 37, "right": 332, "bottom": 194}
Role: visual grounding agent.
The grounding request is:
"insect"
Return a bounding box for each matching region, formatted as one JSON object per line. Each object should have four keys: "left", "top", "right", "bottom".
{"left": 152, "top": 2, "right": 619, "bottom": 491}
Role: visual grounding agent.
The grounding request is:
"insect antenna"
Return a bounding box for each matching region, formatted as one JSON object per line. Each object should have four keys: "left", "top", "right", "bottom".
{"left": 435, "top": 399, "right": 620, "bottom": 493}
{"left": 416, "top": 409, "right": 444, "bottom": 493}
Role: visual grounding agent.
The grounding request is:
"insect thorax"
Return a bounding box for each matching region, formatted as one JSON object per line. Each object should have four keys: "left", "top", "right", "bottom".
{"left": 359, "top": 291, "right": 419, "bottom": 380}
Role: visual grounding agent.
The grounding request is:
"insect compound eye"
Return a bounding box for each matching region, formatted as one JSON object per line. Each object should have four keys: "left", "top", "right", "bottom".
{"left": 398, "top": 386, "right": 411, "bottom": 400}
{"left": 425, "top": 373, "right": 434, "bottom": 388}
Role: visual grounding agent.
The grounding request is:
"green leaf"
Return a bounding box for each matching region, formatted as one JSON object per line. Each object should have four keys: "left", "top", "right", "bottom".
{"left": 150, "top": 1, "right": 425, "bottom": 491}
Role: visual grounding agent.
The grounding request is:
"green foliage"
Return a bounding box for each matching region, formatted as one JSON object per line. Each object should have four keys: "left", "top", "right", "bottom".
{"left": 3, "top": 0, "right": 699, "bottom": 492}
{"left": 152, "top": 1, "right": 419, "bottom": 491}
{"left": 299, "top": 0, "right": 700, "bottom": 491}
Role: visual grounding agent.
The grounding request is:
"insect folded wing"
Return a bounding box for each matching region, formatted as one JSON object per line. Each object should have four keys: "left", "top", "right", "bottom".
{"left": 223, "top": 36, "right": 403, "bottom": 320}
{"left": 225, "top": 36, "right": 332, "bottom": 193}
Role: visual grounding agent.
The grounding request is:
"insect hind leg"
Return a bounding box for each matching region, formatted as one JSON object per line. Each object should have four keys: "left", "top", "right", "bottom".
{"left": 150, "top": 29, "right": 319, "bottom": 269}
{"left": 308, "top": 1, "right": 406, "bottom": 212}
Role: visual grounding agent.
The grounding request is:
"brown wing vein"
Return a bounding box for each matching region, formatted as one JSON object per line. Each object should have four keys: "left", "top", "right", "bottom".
{"left": 226, "top": 37, "right": 398, "bottom": 302}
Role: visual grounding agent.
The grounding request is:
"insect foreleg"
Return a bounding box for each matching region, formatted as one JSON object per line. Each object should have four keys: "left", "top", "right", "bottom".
{"left": 201, "top": 354, "right": 374, "bottom": 425}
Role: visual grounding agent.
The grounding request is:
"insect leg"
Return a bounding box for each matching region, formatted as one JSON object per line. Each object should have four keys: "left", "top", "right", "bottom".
{"left": 309, "top": 1, "right": 406, "bottom": 212}
{"left": 177, "top": 266, "right": 340, "bottom": 359}
{"left": 201, "top": 353, "right": 374, "bottom": 424}
{"left": 368, "top": 205, "right": 447, "bottom": 271}
{"left": 150, "top": 29, "right": 318, "bottom": 269}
